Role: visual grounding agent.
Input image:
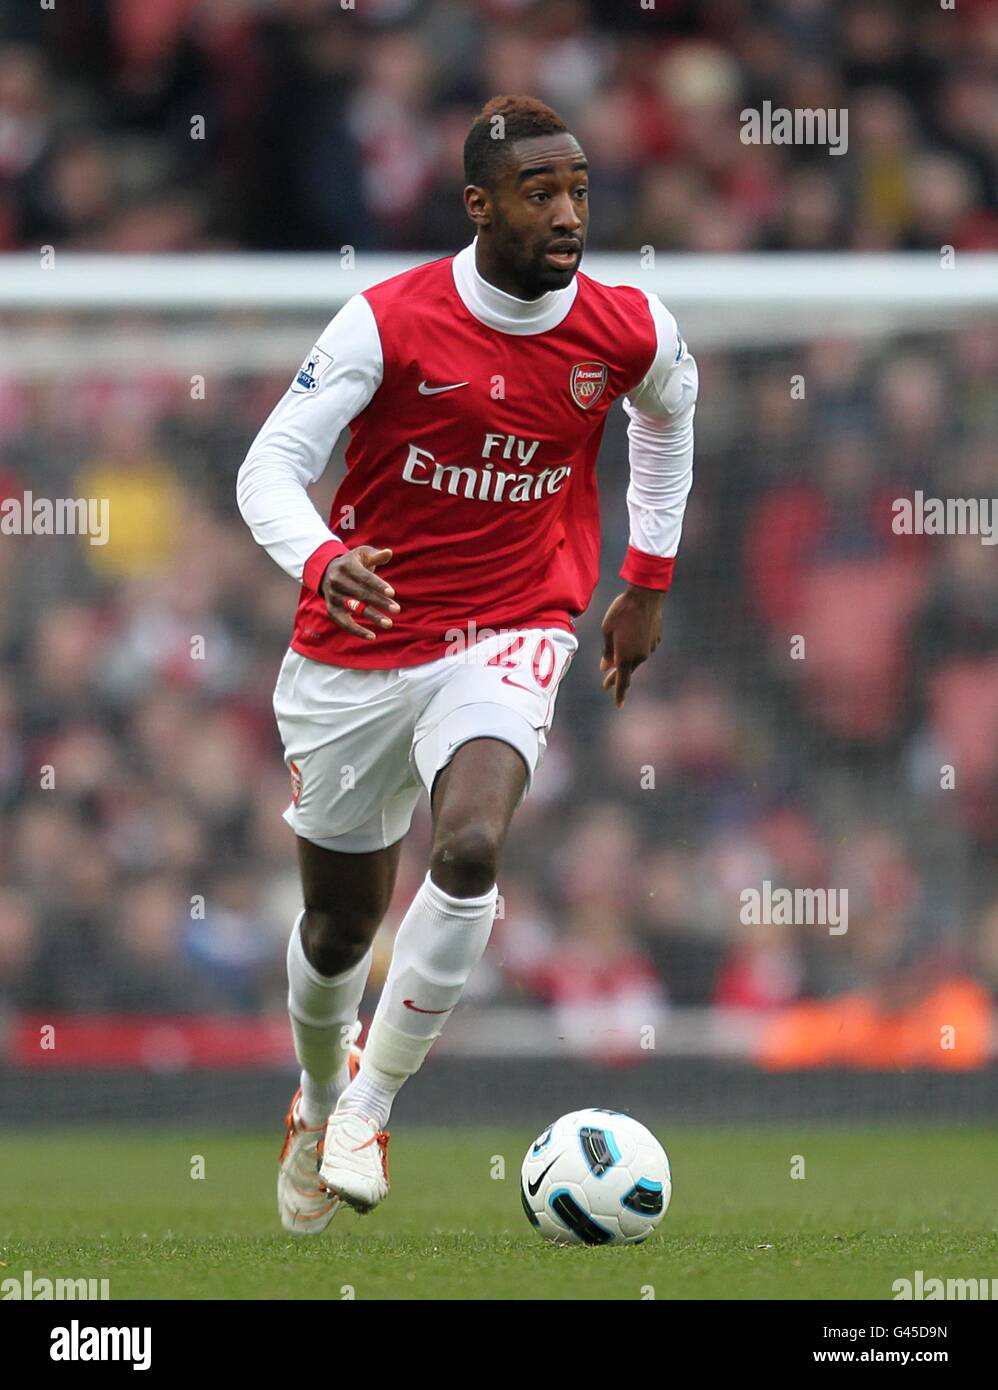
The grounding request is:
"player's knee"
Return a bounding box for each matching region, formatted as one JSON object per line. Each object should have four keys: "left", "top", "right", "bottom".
{"left": 301, "top": 904, "right": 380, "bottom": 976}
{"left": 430, "top": 823, "right": 502, "bottom": 898}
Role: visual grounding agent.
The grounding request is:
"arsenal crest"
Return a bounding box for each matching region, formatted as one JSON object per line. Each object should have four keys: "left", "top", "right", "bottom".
{"left": 289, "top": 760, "right": 303, "bottom": 805}
{"left": 570, "top": 361, "right": 608, "bottom": 410}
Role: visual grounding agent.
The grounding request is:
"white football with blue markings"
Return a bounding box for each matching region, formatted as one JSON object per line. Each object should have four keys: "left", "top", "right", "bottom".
{"left": 520, "top": 1108, "right": 671, "bottom": 1246}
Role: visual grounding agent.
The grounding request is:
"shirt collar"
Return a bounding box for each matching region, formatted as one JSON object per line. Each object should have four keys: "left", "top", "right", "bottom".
{"left": 451, "top": 238, "right": 577, "bottom": 336}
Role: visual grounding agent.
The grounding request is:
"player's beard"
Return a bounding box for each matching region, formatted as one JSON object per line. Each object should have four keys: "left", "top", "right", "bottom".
{"left": 491, "top": 208, "right": 583, "bottom": 298}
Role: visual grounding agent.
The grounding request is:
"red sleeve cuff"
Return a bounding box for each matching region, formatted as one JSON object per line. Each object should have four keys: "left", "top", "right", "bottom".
{"left": 619, "top": 545, "right": 676, "bottom": 591}
{"left": 303, "top": 537, "right": 350, "bottom": 594}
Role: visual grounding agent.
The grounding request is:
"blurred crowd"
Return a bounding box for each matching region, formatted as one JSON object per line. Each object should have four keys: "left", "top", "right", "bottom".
{"left": 0, "top": 0, "right": 996, "bottom": 254}
{"left": 0, "top": 0, "right": 996, "bottom": 1067}
{"left": 0, "top": 317, "right": 996, "bottom": 1059}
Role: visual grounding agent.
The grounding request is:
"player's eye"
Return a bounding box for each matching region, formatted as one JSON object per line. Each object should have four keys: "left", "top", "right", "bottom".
{"left": 575, "top": 186, "right": 589, "bottom": 199}
{"left": 529, "top": 191, "right": 549, "bottom": 203}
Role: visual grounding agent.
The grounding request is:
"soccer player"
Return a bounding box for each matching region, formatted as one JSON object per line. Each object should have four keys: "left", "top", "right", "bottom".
{"left": 237, "top": 95, "right": 698, "bottom": 1234}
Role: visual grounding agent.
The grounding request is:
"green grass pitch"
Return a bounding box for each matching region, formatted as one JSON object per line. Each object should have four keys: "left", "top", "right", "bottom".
{"left": 1, "top": 1127, "right": 995, "bottom": 1300}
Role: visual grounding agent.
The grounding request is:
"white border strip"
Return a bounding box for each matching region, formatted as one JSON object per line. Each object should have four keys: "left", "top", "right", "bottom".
{"left": 0, "top": 252, "right": 995, "bottom": 310}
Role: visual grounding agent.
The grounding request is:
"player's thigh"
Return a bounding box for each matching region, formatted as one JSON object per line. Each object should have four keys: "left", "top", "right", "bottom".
{"left": 273, "top": 647, "right": 421, "bottom": 851}
{"left": 412, "top": 627, "right": 578, "bottom": 821}
{"left": 430, "top": 736, "right": 529, "bottom": 841}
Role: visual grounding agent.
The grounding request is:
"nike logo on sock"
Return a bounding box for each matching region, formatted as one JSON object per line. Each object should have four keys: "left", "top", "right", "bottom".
{"left": 403, "top": 999, "right": 454, "bottom": 1015}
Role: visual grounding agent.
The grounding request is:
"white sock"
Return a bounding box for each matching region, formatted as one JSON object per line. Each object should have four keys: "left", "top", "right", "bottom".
{"left": 337, "top": 871, "right": 498, "bottom": 1129}
{"left": 286, "top": 911, "right": 373, "bottom": 1127}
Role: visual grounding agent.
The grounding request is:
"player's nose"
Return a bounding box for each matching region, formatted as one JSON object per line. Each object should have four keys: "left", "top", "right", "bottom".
{"left": 550, "top": 192, "right": 584, "bottom": 233}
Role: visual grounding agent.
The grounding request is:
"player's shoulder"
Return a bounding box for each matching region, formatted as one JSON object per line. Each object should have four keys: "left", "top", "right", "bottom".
{"left": 312, "top": 256, "right": 456, "bottom": 360}
{"left": 575, "top": 271, "right": 683, "bottom": 362}
{"left": 362, "top": 254, "right": 456, "bottom": 312}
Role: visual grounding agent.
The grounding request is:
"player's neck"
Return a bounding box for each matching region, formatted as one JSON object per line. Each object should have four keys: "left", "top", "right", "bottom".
{"left": 453, "top": 240, "right": 576, "bottom": 336}
{"left": 473, "top": 242, "right": 547, "bottom": 303}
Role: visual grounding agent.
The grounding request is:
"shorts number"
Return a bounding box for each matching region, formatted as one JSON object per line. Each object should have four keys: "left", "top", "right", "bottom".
{"left": 487, "top": 636, "right": 527, "bottom": 668}
{"left": 488, "top": 633, "right": 558, "bottom": 691}
{"left": 532, "top": 636, "right": 556, "bottom": 690}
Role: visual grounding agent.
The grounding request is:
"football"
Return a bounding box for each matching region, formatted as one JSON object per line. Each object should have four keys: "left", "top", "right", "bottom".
{"left": 520, "top": 1108, "right": 671, "bottom": 1246}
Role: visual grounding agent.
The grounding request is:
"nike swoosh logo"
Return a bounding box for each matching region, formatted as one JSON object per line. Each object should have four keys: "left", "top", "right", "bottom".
{"left": 501, "top": 674, "right": 533, "bottom": 692}
{"left": 403, "top": 999, "right": 453, "bottom": 1015}
{"left": 418, "top": 381, "right": 469, "bottom": 395}
{"left": 527, "top": 1155, "right": 561, "bottom": 1197}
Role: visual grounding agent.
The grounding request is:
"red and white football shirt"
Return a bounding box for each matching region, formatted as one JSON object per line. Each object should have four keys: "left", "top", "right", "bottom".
{"left": 238, "top": 241, "right": 698, "bottom": 669}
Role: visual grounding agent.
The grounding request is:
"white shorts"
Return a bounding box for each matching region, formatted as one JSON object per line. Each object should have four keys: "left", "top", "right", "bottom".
{"left": 273, "top": 626, "right": 578, "bottom": 853}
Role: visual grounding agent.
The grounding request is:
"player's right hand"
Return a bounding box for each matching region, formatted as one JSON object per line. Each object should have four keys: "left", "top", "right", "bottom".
{"left": 319, "top": 546, "right": 400, "bottom": 640}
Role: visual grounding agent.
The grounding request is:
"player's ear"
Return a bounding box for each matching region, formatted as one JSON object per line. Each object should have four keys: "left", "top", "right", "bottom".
{"left": 464, "top": 184, "right": 492, "bottom": 229}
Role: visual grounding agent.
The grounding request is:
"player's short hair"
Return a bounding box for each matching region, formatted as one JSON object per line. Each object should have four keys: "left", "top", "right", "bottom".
{"left": 464, "top": 95, "right": 570, "bottom": 188}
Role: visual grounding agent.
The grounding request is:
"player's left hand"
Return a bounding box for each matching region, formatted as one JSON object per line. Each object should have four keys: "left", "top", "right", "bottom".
{"left": 599, "top": 586, "right": 664, "bottom": 708}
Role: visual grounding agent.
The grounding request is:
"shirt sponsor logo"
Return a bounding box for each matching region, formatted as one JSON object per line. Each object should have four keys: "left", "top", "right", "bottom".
{"left": 570, "top": 360, "right": 608, "bottom": 410}
{"left": 401, "top": 441, "right": 570, "bottom": 503}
